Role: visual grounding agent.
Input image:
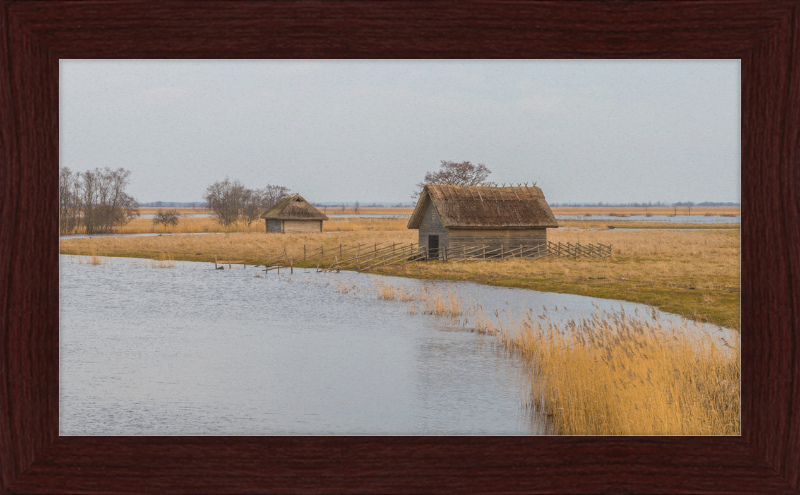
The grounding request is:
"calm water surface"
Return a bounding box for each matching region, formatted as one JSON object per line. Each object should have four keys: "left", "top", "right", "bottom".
{"left": 60, "top": 255, "right": 723, "bottom": 435}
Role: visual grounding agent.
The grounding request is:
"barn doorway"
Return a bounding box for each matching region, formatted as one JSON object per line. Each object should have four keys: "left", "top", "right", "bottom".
{"left": 428, "top": 235, "right": 439, "bottom": 260}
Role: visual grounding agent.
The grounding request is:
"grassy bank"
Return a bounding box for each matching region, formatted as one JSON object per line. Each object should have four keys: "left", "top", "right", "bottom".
{"left": 373, "top": 229, "right": 741, "bottom": 331}
{"left": 368, "top": 279, "right": 740, "bottom": 435}
{"left": 60, "top": 228, "right": 740, "bottom": 330}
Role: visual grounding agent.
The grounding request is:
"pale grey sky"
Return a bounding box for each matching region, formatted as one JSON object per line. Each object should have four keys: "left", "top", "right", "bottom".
{"left": 60, "top": 60, "right": 740, "bottom": 204}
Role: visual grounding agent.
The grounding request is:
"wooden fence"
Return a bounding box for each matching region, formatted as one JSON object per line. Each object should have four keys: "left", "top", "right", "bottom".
{"left": 250, "top": 241, "right": 611, "bottom": 274}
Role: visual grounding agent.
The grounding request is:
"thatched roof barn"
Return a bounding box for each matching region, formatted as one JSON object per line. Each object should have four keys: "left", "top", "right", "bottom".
{"left": 261, "top": 193, "right": 328, "bottom": 234}
{"left": 408, "top": 184, "right": 558, "bottom": 259}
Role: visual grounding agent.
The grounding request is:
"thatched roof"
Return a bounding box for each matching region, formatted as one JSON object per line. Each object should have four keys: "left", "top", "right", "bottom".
{"left": 260, "top": 194, "right": 329, "bottom": 221}
{"left": 408, "top": 184, "right": 558, "bottom": 229}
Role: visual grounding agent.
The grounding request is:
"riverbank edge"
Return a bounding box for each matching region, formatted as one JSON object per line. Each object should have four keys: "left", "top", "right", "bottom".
{"left": 369, "top": 263, "right": 740, "bottom": 333}
{"left": 59, "top": 249, "right": 740, "bottom": 332}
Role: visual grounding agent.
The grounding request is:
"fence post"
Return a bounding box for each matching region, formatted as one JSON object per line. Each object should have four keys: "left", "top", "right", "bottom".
{"left": 304, "top": 245, "right": 306, "bottom": 261}
{"left": 291, "top": 259, "right": 293, "bottom": 274}
{"left": 483, "top": 246, "right": 486, "bottom": 259}
{"left": 215, "top": 255, "right": 217, "bottom": 269}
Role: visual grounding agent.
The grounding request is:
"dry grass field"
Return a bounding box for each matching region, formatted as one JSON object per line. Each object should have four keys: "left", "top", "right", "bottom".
{"left": 90, "top": 215, "right": 738, "bottom": 236}
{"left": 94, "top": 215, "right": 410, "bottom": 235}
{"left": 551, "top": 206, "right": 740, "bottom": 216}
{"left": 368, "top": 279, "right": 739, "bottom": 435}
{"left": 60, "top": 230, "right": 417, "bottom": 265}
{"left": 374, "top": 229, "right": 741, "bottom": 331}
{"left": 135, "top": 205, "right": 739, "bottom": 217}
{"left": 60, "top": 225, "right": 740, "bottom": 330}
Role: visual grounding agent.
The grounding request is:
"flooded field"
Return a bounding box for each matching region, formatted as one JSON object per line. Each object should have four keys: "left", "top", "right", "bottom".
{"left": 60, "top": 256, "right": 729, "bottom": 435}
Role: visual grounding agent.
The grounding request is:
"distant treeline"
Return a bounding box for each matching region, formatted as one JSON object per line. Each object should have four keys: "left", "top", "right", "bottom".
{"left": 141, "top": 201, "right": 208, "bottom": 208}
{"left": 551, "top": 201, "right": 740, "bottom": 207}
{"left": 141, "top": 201, "right": 417, "bottom": 208}
{"left": 59, "top": 167, "right": 139, "bottom": 235}
{"left": 311, "top": 202, "right": 414, "bottom": 208}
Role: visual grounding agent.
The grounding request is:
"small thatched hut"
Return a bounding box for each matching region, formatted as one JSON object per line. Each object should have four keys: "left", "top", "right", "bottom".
{"left": 261, "top": 193, "right": 328, "bottom": 233}
{"left": 407, "top": 184, "right": 559, "bottom": 259}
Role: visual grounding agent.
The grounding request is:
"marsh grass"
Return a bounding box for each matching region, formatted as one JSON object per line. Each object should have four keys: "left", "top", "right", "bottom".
{"left": 73, "top": 252, "right": 110, "bottom": 265}
{"left": 551, "top": 206, "right": 740, "bottom": 216}
{"left": 477, "top": 305, "right": 740, "bottom": 435}
{"left": 97, "top": 216, "right": 409, "bottom": 235}
{"left": 366, "top": 278, "right": 740, "bottom": 435}
{"left": 148, "top": 252, "right": 176, "bottom": 268}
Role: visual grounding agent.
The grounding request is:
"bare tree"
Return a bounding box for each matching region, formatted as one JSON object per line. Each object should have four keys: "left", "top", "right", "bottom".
{"left": 61, "top": 167, "right": 139, "bottom": 234}
{"left": 204, "top": 180, "right": 289, "bottom": 227}
{"left": 412, "top": 160, "right": 492, "bottom": 199}
{"left": 339, "top": 203, "right": 346, "bottom": 214}
{"left": 240, "top": 188, "right": 262, "bottom": 227}
{"left": 353, "top": 201, "right": 360, "bottom": 215}
{"left": 260, "top": 184, "right": 291, "bottom": 211}
{"left": 59, "top": 167, "right": 82, "bottom": 234}
{"left": 204, "top": 177, "right": 249, "bottom": 227}
{"left": 153, "top": 208, "right": 181, "bottom": 230}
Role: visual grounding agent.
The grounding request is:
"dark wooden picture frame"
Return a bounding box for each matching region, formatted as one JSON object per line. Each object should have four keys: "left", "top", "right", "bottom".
{"left": 1, "top": 1, "right": 798, "bottom": 493}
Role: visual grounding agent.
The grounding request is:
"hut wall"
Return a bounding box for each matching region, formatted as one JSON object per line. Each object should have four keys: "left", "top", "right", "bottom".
{"left": 283, "top": 220, "right": 323, "bottom": 234}
{"left": 266, "top": 219, "right": 282, "bottom": 233}
{"left": 418, "top": 201, "right": 448, "bottom": 249}
{"left": 448, "top": 228, "right": 547, "bottom": 256}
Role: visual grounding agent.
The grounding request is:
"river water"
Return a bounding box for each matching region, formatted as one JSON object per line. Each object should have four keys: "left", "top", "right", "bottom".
{"left": 59, "top": 255, "right": 727, "bottom": 436}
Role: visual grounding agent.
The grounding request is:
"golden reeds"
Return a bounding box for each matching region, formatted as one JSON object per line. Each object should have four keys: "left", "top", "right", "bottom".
{"left": 478, "top": 305, "right": 740, "bottom": 435}
{"left": 74, "top": 252, "right": 111, "bottom": 265}
{"left": 149, "top": 252, "right": 176, "bottom": 268}
{"left": 551, "top": 206, "right": 741, "bottom": 216}
{"left": 366, "top": 278, "right": 740, "bottom": 435}
{"left": 61, "top": 215, "right": 410, "bottom": 235}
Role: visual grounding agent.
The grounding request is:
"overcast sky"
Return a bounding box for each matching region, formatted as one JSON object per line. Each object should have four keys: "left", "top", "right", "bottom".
{"left": 60, "top": 60, "right": 739, "bottom": 205}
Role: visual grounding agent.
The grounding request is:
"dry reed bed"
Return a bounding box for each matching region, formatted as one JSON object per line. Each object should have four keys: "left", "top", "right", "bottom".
{"left": 65, "top": 252, "right": 176, "bottom": 268}
{"left": 369, "top": 278, "right": 739, "bottom": 435}
{"left": 551, "top": 206, "right": 740, "bottom": 216}
{"left": 557, "top": 220, "right": 739, "bottom": 230}
{"left": 74, "top": 216, "right": 410, "bottom": 235}
{"left": 60, "top": 231, "right": 417, "bottom": 264}
{"left": 66, "top": 216, "right": 740, "bottom": 236}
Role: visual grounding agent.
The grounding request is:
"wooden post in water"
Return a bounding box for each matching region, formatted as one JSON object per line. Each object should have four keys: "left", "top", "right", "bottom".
{"left": 304, "top": 245, "right": 306, "bottom": 261}
{"left": 215, "top": 255, "right": 217, "bottom": 269}
{"left": 291, "top": 259, "right": 293, "bottom": 274}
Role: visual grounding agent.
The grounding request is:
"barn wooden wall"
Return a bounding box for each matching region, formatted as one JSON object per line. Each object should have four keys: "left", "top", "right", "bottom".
{"left": 448, "top": 228, "right": 547, "bottom": 253}
{"left": 283, "top": 220, "right": 323, "bottom": 234}
{"left": 266, "top": 219, "right": 282, "bottom": 233}
{"left": 418, "top": 201, "right": 448, "bottom": 251}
